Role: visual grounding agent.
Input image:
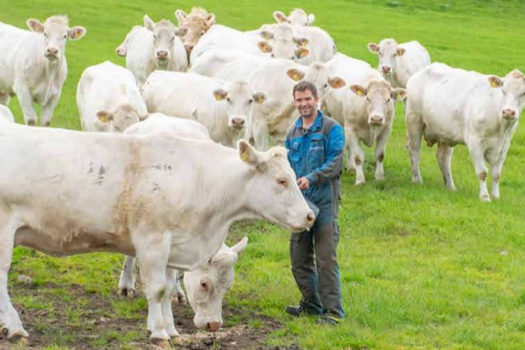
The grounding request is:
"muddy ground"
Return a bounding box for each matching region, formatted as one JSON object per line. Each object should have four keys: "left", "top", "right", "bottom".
{"left": 0, "top": 282, "right": 301, "bottom": 350}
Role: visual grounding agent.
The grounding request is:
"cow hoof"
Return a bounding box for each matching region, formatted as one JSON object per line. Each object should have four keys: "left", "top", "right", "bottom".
{"left": 480, "top": 195, "right": 491, "bottom": 202}
{"left": 119, "top": 288, "right": 135, "bottom": 297}
{"left": 167, "top": 326, "right": 180, "bottom": 338}
{"left": 26, "top": 119, "right": 36, "bottom": 126}
{"left": 411, "top": 176, "right": 422, "bottom": 184}
{"left": 152, "top": 338, "right": 170, "bottom": 349}
{"left": 6, "top": 328, "right": 29, "bottom": 343}
{"left": 375, "top": 175, "right": 385, "bottom": 181}
{"left": 355, "top": 180, "right": 365, "bottom": 186}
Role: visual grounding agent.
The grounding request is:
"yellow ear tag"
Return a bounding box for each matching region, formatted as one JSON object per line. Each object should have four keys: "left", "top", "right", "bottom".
{"left": 490, "top": 80, "right": 499, "bottom": 88}
{"left": 241, "top": 152, "right": 248, "bottom": 162}
{"left": 98, "top": 114, "right": 107, "bottom": 123}
{"left": 356, "top": 90, "right": 363, "bottom": 96}
{"left": 398, "top": 93, "right": 403, "bottom": 99}
{"left": 215, "top": 93, "right": 224, "bottom": 101}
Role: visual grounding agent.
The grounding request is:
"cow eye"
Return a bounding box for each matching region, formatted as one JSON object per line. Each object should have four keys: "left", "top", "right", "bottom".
{"left": 226, "top": 97, "right": 231, "bottom": 103}
{"left": 200, "top": 31, "right": 205, "bottom": 36}
{"left": 386, "top": 98, "right": 391, "bottom": 103}
{"left": 366, "top": 96, "right": 371, "bottom": 102}
{"left": 43, "top": 32, "right": 48, "bottom": 37}
{"left": 200, "top": 281, "right": 209, "bottom": 290}
{"left": 248, "top": 99, "right": 253, "bottom": 104}
{"left": 277, "top": 178, "right": 288, "bottom": 187}
{"left": 324, "top": 83, "right": 328, "bottom": 88}
{"left": 63, "top": 34, "right": 67, "bottom": 39}
{"left": 170, "top": 36, "right": 175, "bottom": 41}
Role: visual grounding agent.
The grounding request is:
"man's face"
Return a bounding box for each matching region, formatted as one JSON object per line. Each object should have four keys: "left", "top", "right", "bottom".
{"left": 294, "top": 89, "right": 319, "bottom": 118}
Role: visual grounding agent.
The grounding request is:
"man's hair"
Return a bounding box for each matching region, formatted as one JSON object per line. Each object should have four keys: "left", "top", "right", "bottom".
{"left": 292, "top": 81, "right": 318, "bottom": 99}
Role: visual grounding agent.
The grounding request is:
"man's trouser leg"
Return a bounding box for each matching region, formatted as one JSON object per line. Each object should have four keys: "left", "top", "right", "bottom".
{"left": 290, "top": 227, "right": 323, "bottom": 314}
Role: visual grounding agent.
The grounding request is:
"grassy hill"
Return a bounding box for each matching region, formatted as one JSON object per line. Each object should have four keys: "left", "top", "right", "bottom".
{"left": 1, "top": 0, "right": 525, "bottom": 349}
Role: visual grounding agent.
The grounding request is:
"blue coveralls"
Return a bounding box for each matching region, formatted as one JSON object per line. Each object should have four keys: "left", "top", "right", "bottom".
{"left": 285, "top": 110, "right": 345, "bottom": 318}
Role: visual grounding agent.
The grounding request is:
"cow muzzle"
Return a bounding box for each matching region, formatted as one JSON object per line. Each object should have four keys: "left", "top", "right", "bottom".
{"left": 368, "top": 115, "right": 384, "bottom": 126}
{"left": 230, "top": 117, "right": 246, "bottom": 129}
{"left": 45, "top": 47, "right": 59, "bottom": 60}
{"left": 156, "top": 50, "right": 169, "bottom": 60}
{"left": 381, "top": 66, "right": 391, "bottom": 74}
{"left": 502, "top": 109, "right": 517, "bottom": 120}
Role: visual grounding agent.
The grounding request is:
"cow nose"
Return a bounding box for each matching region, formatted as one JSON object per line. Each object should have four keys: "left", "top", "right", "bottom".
{"left": 185, "top": 44, "right": 194, "bottom": 52}
{"left": 306, "top": 212, "right": 315, "bottom": 225}
{"left": 381, "top": 66, "right": 391, "bottom": 74}
{"left": 156, "top": 50, "right": 168, "bottom": 59}
{"left": 46, "top": 47, "right": 58, "bottom": 56}
{"left": 231, "top": 117, "right": 245, "bottom": 128}
{"left": 502, "top": 109, "right": 516, "bottom": 119}
{"left": 369, "top": 115, "right": 383, "bottom": 125}
{"left": 206, "top": 322, "right": 221, "bottom": 332}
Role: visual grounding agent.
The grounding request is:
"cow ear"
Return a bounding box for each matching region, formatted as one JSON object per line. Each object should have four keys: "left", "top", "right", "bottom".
{"left": 391, "top": 88, "right": 407, "bottom": 101}
{"left": 328, "top": 76, "right": 346, "bottom": 89}
{"left": 96, "top": 110, "right": 113, "bottom": 123}
{"left": 257, "top": 41, "right": 272, "bottom": 53}
{"left": 27, "top": 19, "right": 45, "bottom": 33}
{"left": 253, "top": 92, "right": 266, "bottom": 104}
{"left": 175, "top": 27, "right": 187, "bottom": 37}
{"left": 115, "top": 43, "right": 127, "bottom": 57}
{"left": 396, "top": 47, "right": 406, "bottom": 56}
{"left": 510, "top": 69, "right": 524, "bottom": 80}
{"left": 205, "top": 13, "right": 216, "bottom": 28}
{"left": 259, "top": 31, "right": 273, "bottom": 41}
{"left": 231, "top": 237, "right": 248, "bottom": 255}
{"left": 238, "top": 140, "right": 262, "bottom": 167}
{"left": 68, "top": 26, "right": 87, "bottom": 40}
{"left": 295, "top": 47, "right": 310, "bottom": 59}
{"left": 213, "top": 88, "right": 228, "bottom": 101}
{"left": 307, "top": 14, "right": 315, "bottom": 25}
{"left": 273, "top": 11, "right": 289, "bottom": 23}
{"left": 488, "top": 76, "right": 503, "bottom": 88}
{"left": 143, "top": 15, "right": 155, "bottom": 31}
{"left": 293, "top": 37, "right": 309, "bottom": 47}
{"left": 174, "top": 9, "right": 187, "bottom": 24}
{"left": 287, "top": 68, "right": 305, "bottom": 81}
{"left": 350, "top": 84, "right": 367, "bottom": 97}
{"left": 368, "top": 42, "right": 380, "bottom": 54}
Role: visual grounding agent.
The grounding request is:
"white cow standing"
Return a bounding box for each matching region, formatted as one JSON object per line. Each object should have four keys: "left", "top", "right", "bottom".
{"left": 142, "top": 71, "right": 266, "bottom": 147}
{"left": 368, "top": 38, "right": 430, "bottom": 88}
{"left": 0, "top": 105, "right": 14, "bottom": 123}
{"left": 0, "top": 122, "right": 315, "bottom": 345}
{"left": 115, "top": 15, "right": 187, "bottom": 87}
{"left": 174, "top": 7, "right": 215, "bottom": 56}
{"left": 77, "top": 61, "right": 148, "bottom": 132}
{"left": 0, "top": 15, "right": 86, "bottom": 126}
{"left": 406, "top": 63, "right": 525, "bottom": 201}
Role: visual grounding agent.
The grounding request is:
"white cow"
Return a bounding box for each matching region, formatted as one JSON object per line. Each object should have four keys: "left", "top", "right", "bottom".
{"left": 406, "top": 63, "right": 525, "bottom": 201}
{"left": 0, "top": 16, "right": 86, "bottom": 126}
{"left": 142, "top": 71, "right": 266, "bottom": 147}
{"left": 368, "top": 38, "right": 431, "bottom": 88}
{"left": 174, "top": 7, "right": 215, "bottom": 55}
{"left": 272, "top": 8, "right": 315, "bottom": 26}
{"left": 184, "top": 237, "right": 248, "bottom": 332}
{"left": 0, "top": 105, "right": 14, "bottom": 123}
{"left": 0, "top": 122, "right": 314, "bottom": 344}
{"left": 77, "top": 61, "right": 148, "bottom": 132}
{"left": 115, "top": 15, "right": 187, "bottom": 86}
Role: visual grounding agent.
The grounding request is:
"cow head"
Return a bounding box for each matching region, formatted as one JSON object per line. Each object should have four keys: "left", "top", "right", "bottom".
{"left": 184, "top": 237, "right": 248, "bottom": 332}
{"left": 286, "top": 62, "right": 346, "bottom": 99}
{"left": 27, "top": 15, "right": 86, "bottom": 62}
{"left": 213, "top": 81, "right": 266, "bottom": 131}
{"left": 488, "top": 69, "right": 525, "bottom": 121}
{"left": 143, "top": 15, "right": 186, "bottom": 67}
{"left": 258, "top": 24, "right": 309, "bottom": 61}
{"left": 96, "top": 103, "right": 148, "bottom": 132}
{"left": 350, "top": 80, "right": 406, "bottom": 126}
{"left": 238, "top": 141, "right": 315, "bottom": 232}
{"left": 175, "top": 7, "right": 215, "bottom": 55}
{"left": 273, "top": 8, "right": 315, "bottom": 26}
{"left": 368, "top": 38, "right": 405, "bottom": 78}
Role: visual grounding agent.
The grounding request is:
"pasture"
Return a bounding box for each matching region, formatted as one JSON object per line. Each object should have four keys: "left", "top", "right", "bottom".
{"left": 1, "top": 0, "right": 525, "bottom": 349}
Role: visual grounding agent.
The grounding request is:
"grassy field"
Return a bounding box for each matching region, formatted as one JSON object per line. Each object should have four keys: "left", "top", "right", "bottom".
{"left": 1, "top": 0, "right": 525, "bottom": 349}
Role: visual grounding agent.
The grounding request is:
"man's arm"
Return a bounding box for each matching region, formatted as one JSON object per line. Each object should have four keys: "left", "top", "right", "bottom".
{"left": 305, "top": 124, "right": 345, "bottom": 186}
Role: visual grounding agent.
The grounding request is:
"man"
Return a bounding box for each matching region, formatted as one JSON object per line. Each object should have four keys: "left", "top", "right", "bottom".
{"left": 284, "top": 81, "right": 345, "bottom": 325}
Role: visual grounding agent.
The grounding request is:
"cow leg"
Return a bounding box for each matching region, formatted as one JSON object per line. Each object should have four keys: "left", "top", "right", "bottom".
{"left": 347, "top": 128, "right": 365, "bottom": 185}
{"left": 466, "top": 140, "right": 490, "bottom": 201}
{"left": 173, "top": 270, "right": 186, "bottom": 304}
{"left": 12, "top": 82, "right": 37, "bottom": 126}
{"left": 491, "top": 157, "right": 505, "bottom": 200}
{"left": 162, "top": 268, "right": 179, "bottom": 337}
{"left": 436, "top": 143, "right": 456, "bottom": 190}
{"left": 405, "top": 108, "right": 424, "bottom": 183}
{"left": 134, "top": 230, "right": 172, "bottom": 342}
{"left": 40, "top": 94, "right": 60, "bottom": 127}
{"left": 374, "top": 127, "right": 391, "bottom": 181}
{"left": 118, "top": 256, "right": 136, "bottom": 297}
{"left": 0, "top": 217, "right": 28, "bottom": 341}
{"left": 344, "top": 123, "right": 355, "bottom": 172}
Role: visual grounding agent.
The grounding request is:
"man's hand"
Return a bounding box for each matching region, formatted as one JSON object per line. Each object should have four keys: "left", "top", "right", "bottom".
{"left": 297, "top": 177, "right": 310, "bottom": 190}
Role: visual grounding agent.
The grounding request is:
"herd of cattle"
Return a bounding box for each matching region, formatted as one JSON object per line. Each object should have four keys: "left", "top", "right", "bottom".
{"left": 0, "top": 5, "right": 524, "bottom": 347}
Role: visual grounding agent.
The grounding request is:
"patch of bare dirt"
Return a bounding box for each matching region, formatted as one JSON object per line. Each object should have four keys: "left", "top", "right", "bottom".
{"left": 0, "top": 283, "right": 301, "bottom": 350}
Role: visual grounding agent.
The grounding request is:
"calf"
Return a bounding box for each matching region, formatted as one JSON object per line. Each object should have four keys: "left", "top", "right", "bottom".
{"left": 115, "top": 15, "right": 187, "bottom": 86}
{"left": 0, "top": 16, "right": 86, "bottom": 126}
{"left": 174, "top": 7, "right": 215, "bottom": 56}
{"left": 77, "top": 61, "right": 148, "bottom": 132}
{"left": 406, "top": 63, "right": 525, "bottom": 201}
{"left": 368, "top": 38, "right": 430, "bottom": 88}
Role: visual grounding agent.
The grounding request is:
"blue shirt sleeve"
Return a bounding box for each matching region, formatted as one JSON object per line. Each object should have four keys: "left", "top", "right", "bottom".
{"left": 305, "top": 124, "right": 345, "bottom": 186}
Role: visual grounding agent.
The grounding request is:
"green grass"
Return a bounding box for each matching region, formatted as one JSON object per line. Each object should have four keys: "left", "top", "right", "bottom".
{"left": 1, "top": 0, "right": 525, "bottom": 349}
